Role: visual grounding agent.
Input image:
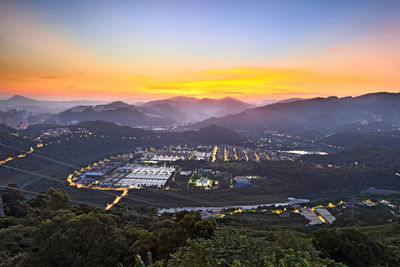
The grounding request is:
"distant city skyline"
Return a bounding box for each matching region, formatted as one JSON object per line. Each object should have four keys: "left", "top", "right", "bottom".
{"left": 1, "top": 0, "right": 400, "bottom": 101}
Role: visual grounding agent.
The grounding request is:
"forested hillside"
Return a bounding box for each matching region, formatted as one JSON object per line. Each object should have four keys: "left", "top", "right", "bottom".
{"left": 1, "top": 186, "right": 400, "bottom": 266}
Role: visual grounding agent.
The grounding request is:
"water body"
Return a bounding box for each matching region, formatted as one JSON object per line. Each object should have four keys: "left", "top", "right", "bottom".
{"left": 158, "top": 197, "right": 309, "bottom": 213}
{"left": 281, "top": 150, "right": 328, "bottom": 155}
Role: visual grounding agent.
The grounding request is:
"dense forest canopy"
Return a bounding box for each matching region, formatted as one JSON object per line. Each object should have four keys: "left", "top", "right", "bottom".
{"left": 2, "top": 186, "right": 400, "bottom": 266}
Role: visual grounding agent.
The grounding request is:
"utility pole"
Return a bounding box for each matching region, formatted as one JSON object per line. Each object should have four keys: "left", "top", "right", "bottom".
{"left": 350, "top": 197, "right": 355, "bottom": 219}
{"left": 0, "top": 194, "right": 5, "bottom": 217}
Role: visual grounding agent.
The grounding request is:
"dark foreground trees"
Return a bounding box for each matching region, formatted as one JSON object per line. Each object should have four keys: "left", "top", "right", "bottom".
{"left": 1, "top": 186, "right": 400, "bottom": 266}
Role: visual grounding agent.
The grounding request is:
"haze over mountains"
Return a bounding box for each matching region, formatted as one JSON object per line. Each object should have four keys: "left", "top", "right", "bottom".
{"left": 0, "top": 95, "right": 254, "bottom": 124}
{"left": 192, "top": 92, "right": 400, "bottom": 134}
{"left": 141, "top": 96, "right": 254, "bottom": 122}
{"left": 55, "top": 96, "right": 254, "bottom": 126}
{"left": 2, "top": 93, "right": 400, "bottom": 135}
{"left": 0, "top": 95, "right": 104, "bottom": 114}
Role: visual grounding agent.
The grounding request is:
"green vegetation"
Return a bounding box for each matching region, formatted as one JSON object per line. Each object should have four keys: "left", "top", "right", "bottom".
{"left": 2, "top": 186, "right": 400, "bottom": 266}
{"left": 322, "top": 132, "right": 400, "bottom": 149}
{"left": 2, "top": 121, "right": 400, "bottom": 210}
{"left": 3, "top": 122, "right": 400, "bottom": 266}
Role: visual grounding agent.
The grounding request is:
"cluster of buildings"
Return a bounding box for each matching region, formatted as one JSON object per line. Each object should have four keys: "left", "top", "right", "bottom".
{"left": 298, "top": 207, "right": 336, "bottom": 225}
{"left": 38, "top": 127, "right": 91, "bottom": 139}
{"left": 294, "top": 198, "right": 400, "bottom": 225}
{"left": 39, "top": 127, "right": 72, "bottom": 138}
{"left": 211, "top": 145, "right": 316, "bottom": 162}
{"left": 113, "top": 165, "right": 176, "bottom": 188}
{"left": 232, "top": 176, "right": 268, "bottom": 188}
{"left": 185, "top": 168, "right": 266, "bottom": 190}
{"left": 0, "top": 109, "right": 47, "bottom": 129}
{"left": 76, "top": 138, "right": 322, "bottom": 169}
{"left": 141, "top": 145, "right": 212, "bottom": 163}
{"left": 73, "top": 154, "right": 176, "bottom": 189}
{"left": 150, "top": 154, "right": 186, "bottom": 162}
{"left": 74, "top": 160, "right": 123, "bottom": 186}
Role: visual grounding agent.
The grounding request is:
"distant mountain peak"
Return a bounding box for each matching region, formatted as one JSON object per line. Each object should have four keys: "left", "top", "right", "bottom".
{"left": 277, "top": 98, "right": 304, "bottom": 104}
{"left": 109, "top": 101, "right": 126, "bottom": 105}
{"left": 104, "top": 101, "right": 132, "bottom": 108}
{"left": 7, "top": 95, "right": 36, "bottom": 102}
{"left": 168, "top": 96, "right": 198, "bottom": 103}
{"left": 220, "top": 96, "right": 248, "bottom": 104}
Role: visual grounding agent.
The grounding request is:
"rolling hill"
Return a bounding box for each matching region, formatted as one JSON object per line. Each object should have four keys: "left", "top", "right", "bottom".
{"left": 57, "top": 102, "right": 175, "bottom": 127}
{"left": 140, "top": 96, "right": 255, "bottom": 123}
{"left": 54, "top": 96, "right": 255, "bottom": 126}
{"left": 0, "top": 95, "right": 103, "bottom": 113}
{"left": 191, "top": 92, "right": 400, "bottom": 135}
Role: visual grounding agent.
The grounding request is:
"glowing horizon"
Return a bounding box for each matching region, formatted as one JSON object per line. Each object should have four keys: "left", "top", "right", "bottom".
{"left": 1, "top": 0, "right": 399, "bottom": 102}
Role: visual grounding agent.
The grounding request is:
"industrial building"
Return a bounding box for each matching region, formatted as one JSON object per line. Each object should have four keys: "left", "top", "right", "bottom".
{"left": 114, "top": 165, "right": 175, "bottom": 188}
{"left": 151, "top": 154, "right": 185, "bottom": 162}
{"left": 299, "top": 208, "right": 324, "bottom": 225}
{"left": 315, "top": 207, "right": 336, "bottom": 223}
{"left": 234, "top": 176, "right": 251, "bottom": 187}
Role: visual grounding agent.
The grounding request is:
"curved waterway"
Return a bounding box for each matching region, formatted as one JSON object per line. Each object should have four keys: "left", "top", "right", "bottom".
{"left": 158, "top": 197, "right": 309, "bottom": 213}
{"left": 280, "top": 150, "right": 328, "bottom": 155}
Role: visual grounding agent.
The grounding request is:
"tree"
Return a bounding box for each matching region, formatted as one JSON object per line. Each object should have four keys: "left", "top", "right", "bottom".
{"left": 47, "top": 187, "right": 71, "bottom": 210}
{"left": 313, "top": 228, "right": 399, "bottom": 267}
{"left": 1, "top": 184, "right": 30, "bottom": 217}
{"left": 27, "top": 212, "right": 128, "bottom": 267}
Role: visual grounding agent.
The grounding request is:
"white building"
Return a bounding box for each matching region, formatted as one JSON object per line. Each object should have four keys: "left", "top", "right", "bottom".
{"left": 115, "top": 165, "right": 175, "bottom": 188}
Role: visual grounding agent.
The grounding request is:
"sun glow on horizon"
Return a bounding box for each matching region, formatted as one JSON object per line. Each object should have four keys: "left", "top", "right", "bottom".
{"left": 1, "top": 1, "right": 399, "bottom": 101}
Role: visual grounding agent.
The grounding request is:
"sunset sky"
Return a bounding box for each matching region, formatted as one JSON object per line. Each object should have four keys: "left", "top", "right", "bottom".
{"left": 1, "top": 0, "right": 399, "bottom": 102}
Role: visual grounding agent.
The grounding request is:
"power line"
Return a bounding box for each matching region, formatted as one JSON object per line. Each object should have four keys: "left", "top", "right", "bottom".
{"left": 0, "top": 184, "right": 90, "bottom": 206}
{"left": 0, "top": 141, "right": 226, "bottom": 208}
{"left": 0, "top": 184, "right": 46, "bottom": 196}
{"left": 0, "top": 164, "right": 70, "bottom": 184}
{"left": 0, "top": 142, "right": 211, "bottom": 206}
{"left": 0, "top": 164, "right": 167, "bottom": 207}
{"left": 0, "top": 142, "right": 80, "bottom": 169}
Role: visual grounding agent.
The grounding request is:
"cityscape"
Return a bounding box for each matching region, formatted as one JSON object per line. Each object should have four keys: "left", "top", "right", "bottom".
{"left": 1, "top": 1, "right": 400, "bottom": 266}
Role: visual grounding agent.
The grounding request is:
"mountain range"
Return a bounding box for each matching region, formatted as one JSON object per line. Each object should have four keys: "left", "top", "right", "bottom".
{"left": 141, "top": 96, "right": 254, "bottom": 122}
{"left": 2, "top": 93, "right": 400, "bottom": 135}
{"left": 191, "top": 92, "right": 400, "bottom": 135}
{"left": 15, "top": 120, "right": 247, "bottom": 146}
{"left": 0, "top": 95, "right": 104, "bottom": 113}
{"left": 55, "top": 96, "right": 254, "bottom": 126}
{"left": 57, "top": 101, "right": 175, "bottom": 126}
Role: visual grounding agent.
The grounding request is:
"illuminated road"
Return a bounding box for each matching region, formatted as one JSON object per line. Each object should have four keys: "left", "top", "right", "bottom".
{"left": 242, "top": 149, "right": 249, "bottom": 162}
{"left": 211, "top": 146, "right": 218, "bottom": 163}
{"left": 0, "top": 143, "right": 41, "bottom": 165}
{"left": 105, "top": 188, "right": 128, "bottom": 210}
{"left": 67, "top": 154, "right": 132, "bottom": 210}
{"left": 233, "top": 147, "right": 239, "bottom": 160}
{"left": 224, "top": 147, "right": 229, "bottom": 161}
{"left": 0, "top": 132, "right": 142, "bottom": 210}
{"left": 254, "top": 152, "right": 260, "bottom": 162}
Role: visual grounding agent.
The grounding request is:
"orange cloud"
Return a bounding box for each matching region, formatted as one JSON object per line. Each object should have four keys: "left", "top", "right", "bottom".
{"left": 142, "top": 66, "right": 396, "bottom": 100}
{"left": 127, "top": 77, "right": 151, "bottom": 81}
{"left": 1, "top": 2, "right": 399, "bottom": 102}
{"left": 40, "top": 76, "right": 63, "bottom": 79}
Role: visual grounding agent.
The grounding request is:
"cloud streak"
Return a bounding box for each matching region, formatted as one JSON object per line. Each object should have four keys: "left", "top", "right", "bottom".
{"left": 127, "top": 77, "right": 151, "bottom": 81}
{"left": 142, "top": 66, "right": 394, "bottom": 99}
{"left": 40, "top": 76, "right": 64, "bottom": 79}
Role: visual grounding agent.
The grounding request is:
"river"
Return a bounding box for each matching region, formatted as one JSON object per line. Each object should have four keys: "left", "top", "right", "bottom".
{"left": 158, "top": 197, "right": 309, "bottom": 213}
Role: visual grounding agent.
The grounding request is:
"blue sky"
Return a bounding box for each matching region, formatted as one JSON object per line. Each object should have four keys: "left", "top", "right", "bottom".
{"left": 1, "top": 0, "right": 399, "bottom": 100}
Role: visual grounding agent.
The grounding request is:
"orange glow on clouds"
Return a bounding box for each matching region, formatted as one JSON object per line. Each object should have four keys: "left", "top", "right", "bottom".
{"left": 0, "top": 3, "right": 399, "bottom": 102}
